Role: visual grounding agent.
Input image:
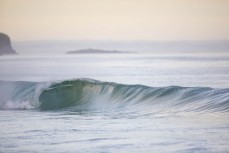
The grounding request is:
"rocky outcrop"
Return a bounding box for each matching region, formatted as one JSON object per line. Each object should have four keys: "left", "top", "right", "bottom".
{"left": 67, "top": 48, "right": 135, "bottom": 54}
{"left": 0, "top": 33, "right": 16, "bottom": 55}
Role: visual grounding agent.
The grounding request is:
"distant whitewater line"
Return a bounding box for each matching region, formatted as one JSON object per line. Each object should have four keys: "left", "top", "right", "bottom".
{"left": 66, "top": 48, "right": 136, "bottom": 54}
{"left": 0, "top": 78, "right": 228, "bottom": 113}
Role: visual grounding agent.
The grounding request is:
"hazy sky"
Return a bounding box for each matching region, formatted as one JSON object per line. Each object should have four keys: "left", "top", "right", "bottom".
{"left": 0, "top": 0, "right": 229, "bottom": 41}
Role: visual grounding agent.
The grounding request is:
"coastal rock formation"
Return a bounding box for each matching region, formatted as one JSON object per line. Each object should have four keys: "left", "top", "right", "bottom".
{"left": 0, "top": 33, "right": 16, "bottom": 55}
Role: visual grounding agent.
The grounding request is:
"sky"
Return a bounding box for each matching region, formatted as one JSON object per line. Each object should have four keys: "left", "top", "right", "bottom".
{"left": 0, "top": 0, "right": 229, "bottom": 41}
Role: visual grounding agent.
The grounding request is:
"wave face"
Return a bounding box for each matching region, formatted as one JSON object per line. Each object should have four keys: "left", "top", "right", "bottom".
{"left": 0, "top": 79, "right": 229, "bottom": 113}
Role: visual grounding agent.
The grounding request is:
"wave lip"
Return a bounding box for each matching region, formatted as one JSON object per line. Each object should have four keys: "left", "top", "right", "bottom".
{"left": 0, "top": 79, "right": 229, "bottom": 113}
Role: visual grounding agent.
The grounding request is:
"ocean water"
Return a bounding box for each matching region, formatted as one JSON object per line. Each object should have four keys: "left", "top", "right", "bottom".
{"left": 0, "top": 51, "right": 229, "bottom": 153}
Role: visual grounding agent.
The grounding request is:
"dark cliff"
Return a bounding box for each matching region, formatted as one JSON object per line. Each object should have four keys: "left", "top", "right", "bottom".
{"left": 0, "top": 33, "right": 16, "bottom": 55}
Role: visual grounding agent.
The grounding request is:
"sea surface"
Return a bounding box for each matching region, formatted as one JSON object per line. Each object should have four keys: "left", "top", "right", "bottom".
{"left": 0, "top": 51, "right": 229, "bottom": 153}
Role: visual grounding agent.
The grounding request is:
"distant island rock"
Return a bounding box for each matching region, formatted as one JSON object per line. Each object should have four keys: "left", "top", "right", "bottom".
{"left": 66, "top": 49, "right": 135, "bottom": 54}
{"left": 0, "top": 33, "right": 16, "bottom": 55}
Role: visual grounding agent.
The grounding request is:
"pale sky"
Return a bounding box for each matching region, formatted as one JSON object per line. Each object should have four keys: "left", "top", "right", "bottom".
{"left": 0, "top": 0, "right": 229, "bottom": 41}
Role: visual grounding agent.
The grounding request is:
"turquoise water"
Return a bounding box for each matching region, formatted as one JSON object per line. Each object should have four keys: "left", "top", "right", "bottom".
{"left": 0, "top": 53, "right": 229, "bottom": 152}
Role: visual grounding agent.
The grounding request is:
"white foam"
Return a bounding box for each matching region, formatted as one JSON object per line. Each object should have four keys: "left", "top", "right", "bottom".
{"left": 1, "top": 100, "right": 34, "bottom": 110}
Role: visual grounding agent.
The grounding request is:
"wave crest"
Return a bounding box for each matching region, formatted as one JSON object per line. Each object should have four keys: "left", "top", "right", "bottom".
{"left": 0, "top": 79, "right": 229, "bottom": 113}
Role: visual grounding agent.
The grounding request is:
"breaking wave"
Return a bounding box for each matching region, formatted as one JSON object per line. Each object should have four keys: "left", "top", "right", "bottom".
{"left": 0, "top": 79, "right": 228, "bottom": 113}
